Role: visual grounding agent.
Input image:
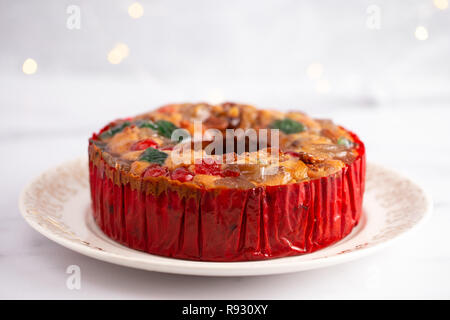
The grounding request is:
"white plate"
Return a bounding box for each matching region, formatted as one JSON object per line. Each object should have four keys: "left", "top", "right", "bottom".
{"left": 19, "top": 158, "right": 432, "bottom": 276}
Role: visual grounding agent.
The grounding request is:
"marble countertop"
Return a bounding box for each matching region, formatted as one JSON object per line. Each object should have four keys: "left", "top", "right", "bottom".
{"left": 1, "top": 101, "right": 449, "bottom": 299}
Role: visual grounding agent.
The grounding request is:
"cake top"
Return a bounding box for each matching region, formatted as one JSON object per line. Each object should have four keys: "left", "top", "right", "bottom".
{"left": 90, "top": 102, "right": 361, "bottom": 189}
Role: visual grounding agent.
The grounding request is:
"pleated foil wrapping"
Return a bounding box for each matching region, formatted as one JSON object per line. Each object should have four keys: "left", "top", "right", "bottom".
{"left": 88, "top": 130, "right": 365, "bottom": 262}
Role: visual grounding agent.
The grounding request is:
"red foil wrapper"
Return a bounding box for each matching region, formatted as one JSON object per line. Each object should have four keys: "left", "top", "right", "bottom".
{"left": 88, "top": 128, "right": 365, "bottom": 262}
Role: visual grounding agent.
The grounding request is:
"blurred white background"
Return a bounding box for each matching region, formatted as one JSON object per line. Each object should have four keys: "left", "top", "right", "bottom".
{"left": 2, "top": 0, "right": 450, "bottom": 134}
{"left": 1, "top": 0, "right": 450, "bottom": 299}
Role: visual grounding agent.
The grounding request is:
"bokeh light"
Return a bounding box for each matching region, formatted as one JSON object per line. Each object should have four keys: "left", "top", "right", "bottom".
{"left": 415, "top": 26, "right": 429, "bottom": 41}
{"left": 315, "top": 79, "right": 330, "bottom": 94}
{"left": 128, "top": 2, "right": 144, "bottom": 19}
{"left": 107, "top": 50, "right": 123, "bottom": 64}
{"left": 114, "top": 43, "right": 130, "bottom": 59}
{"left": 107, "top": 43, "right": 130, "bottom": 64}
{"left": 433, "top": 0, "right": 449, "bottom": 10}
{"left": 22, "top": 58, "right": 38, "bottom": 75}
{"left": 306, "top": 63, "right": 324, "bottom": 80}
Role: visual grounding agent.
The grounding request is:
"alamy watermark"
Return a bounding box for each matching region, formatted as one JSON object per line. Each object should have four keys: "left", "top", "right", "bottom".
{"left": 66, "top": 265, "right": 81, "bottom": 290}
{"left": 66, "top": 5, "right": 81, "bottom": 30}
{"left": 366, "top": 5, "right": 381, "bottom": 30}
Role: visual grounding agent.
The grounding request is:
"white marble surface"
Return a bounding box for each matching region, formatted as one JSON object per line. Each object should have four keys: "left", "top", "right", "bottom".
{"left": 1, "top": 99, "right": 449, "bottom": 299}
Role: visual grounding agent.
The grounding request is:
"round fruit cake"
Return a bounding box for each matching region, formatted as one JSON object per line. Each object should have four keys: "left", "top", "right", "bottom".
{"left": 88, "top": 102, "right": 365, "bottom": 261}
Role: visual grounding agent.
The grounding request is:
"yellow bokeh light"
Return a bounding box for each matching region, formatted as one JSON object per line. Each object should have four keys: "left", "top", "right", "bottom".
{"left": 415, "top": 26, "right": 429, "bottom": 41}
{"left": 315, "top": 79, "right": 330, "bottom": 94}
{"left": 107, "top": 50, "right": 123, "bottom": 65}
{"left": 114, "top": 43, "right": 130, "bottom": 59}
{"left": 128, "top": 2, "right": 144, "bottom": 19}
{"left": 22, "top": 58, "right": 38, "bottom": 75}
{"left": 306, "top": 63, "right": 324, "bottom": 80}
{"left": 107, "top": 43, "right": 130, "bottom": 65}
{"left": 433, "top": 0, "right": 449, "bottom": 10}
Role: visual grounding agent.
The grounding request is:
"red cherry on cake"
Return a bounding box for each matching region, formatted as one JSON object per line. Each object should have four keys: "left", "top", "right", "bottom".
{"left": 221, "top": 169, "right": 240, "bottom": 177}
{"left": 131, "top": 139, "right": 158, "bottom": 151}
{"left": 285, "top": 151, "right": 300, "bottom": 158}
{"left": 143, "top": 165, "right": 169, "bottom": 178}
{"left": 171, "top": 167, "right": 194, "bottom": 182}
{"left": 195, "top": 159, "right": 222, "bottom": 176}
{"left": 195, "top": 159, "right": 240, "bottom": 177}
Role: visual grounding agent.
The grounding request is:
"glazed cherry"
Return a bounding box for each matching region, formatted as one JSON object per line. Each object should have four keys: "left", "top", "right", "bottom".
{"left": 221, "top": 169, "right": 240, "bottom": 177}
{"left": 195, "top": 159, "right": 222, "bottom": 176}
{"left": 285, "top": 151, "right": 300, "bottom": 158}
{"left": 143, "top": 165, "right": 169, "bottom": 178}
{"left": 171, "top": 167, "right": 194, "bottom": 182}
{"left": 131, "top": 139, "right": 158, "bottom": 151}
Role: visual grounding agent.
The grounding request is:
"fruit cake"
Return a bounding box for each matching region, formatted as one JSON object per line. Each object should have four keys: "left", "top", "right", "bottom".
{"left": 88, "top": 102, "right": 365, "bottom": 261}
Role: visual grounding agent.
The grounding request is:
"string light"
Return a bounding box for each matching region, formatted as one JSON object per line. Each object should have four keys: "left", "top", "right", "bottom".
{"left": 433, "top": 0, "right": 449, "bottom": 10}
{"left": 128, "top": 2, "right": 144, "bottom": 19}
{"left": 107, "top": 43, "right": 130, "bottom": 64}
{"left": 414, "top": 26, "right": 429, "bottom": 41}
{"left": 306, "top": 63, "right": 324, "bottom": 80}
{"left": 22, "top": 58, "right": 38, "bottom": 75}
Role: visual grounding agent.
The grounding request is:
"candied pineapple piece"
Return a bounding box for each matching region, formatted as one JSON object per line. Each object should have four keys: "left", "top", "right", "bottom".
{"left": 281, "top": 131, "right": 333, "bottom": 150}
{"left": 108, "top": 126, "right": 141, "bottom": 154}
{"left": 168, "top": 112, "right": 183, "bottom": 125}
{"left": 286, "top": 112, "right": 321, "bottom": 130}
{"left": 307, "top": 159, "right": 345, "bottom": 179}
{"left": 214, "top": 176, "right": 255, "bottom": 189}
{"left": 203, "top": 115, "right": 228, "bottom": 130}
{"left": 137, "top": 127, "right": 165, "bottom": 143}
{"left": 257, "top": 109, "right": 283, "bottom": 128}
{"left": 237, "top": 105, "right": 257, "bottom": 128}
{"left": 130, "top": 161, "right": 151, "bottom": 176}
{"left": 235, "top": 163, "right": 292, "bottom": 186}
{"left": 122, "top": 150, "right": 144, "bottom": 161}
{"left": 228, "top": 106, "right": 240, "bottom": 118}
{"left": 280, "top": 159, "right": 308, "bottom": 181}
{"left": 166, "top": 146, "right": 215, "bottom": 168}
{"left": 179, "top": 120, "right": 196, "bottom": 135}
{"left": 211, "top": 104, "right": 224, "bottom": 114}
{"left": 192, "top": 174, "right": 219, "bottom": 188}
{"left": 304, "top": 144, "right": 356, "bottom": 164}
{"left": 233, "top": 163, "right": 262, "bottom": 181}
{"left": 259, "top": 167, "right": 292, "bottom": 186}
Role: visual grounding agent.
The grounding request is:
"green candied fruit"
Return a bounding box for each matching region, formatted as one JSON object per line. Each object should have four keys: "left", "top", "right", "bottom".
{"left": 99, "top": 121, "right": 131, "bottom": 139}
{"left": 337, "top": 137, "right": 353, "bottom": 148}
{"left": 139, "top": 147, "right": 168, "bottom": 165}
{"left": 270, "top": 118, "right": 305, "bottom": 134}
{"left": 138, "top": 120, "right": 179, "bottom": 139}
{"left": 137, "top": 120, "right": 158, "bottom": 131}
